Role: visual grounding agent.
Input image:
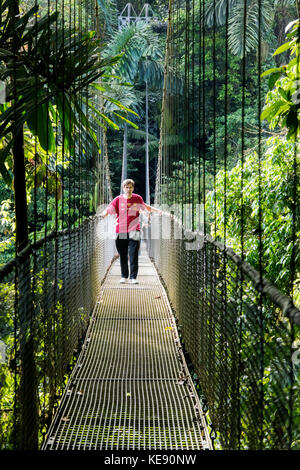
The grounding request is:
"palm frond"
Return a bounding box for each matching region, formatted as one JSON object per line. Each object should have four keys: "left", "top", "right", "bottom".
{"left": 96, "top": 0, "right": 118, "bottom": 33}
{"left": 139, "top": 60, "right": 164, "bottom": 88}
{"left": 228, "top": 0, "right": 275, "bottom": 57}
{"left": 103, "top": 23, "right": 146, "bottom": 81}
{"left": 204, "top": 0, "right": 239, "bottom": 27}
{"left": 103, "top": 22, "right": 164, "bottom": 85}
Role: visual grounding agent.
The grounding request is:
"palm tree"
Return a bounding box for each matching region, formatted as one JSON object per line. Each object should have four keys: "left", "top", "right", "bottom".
{"left": 103, "top": 20, "right": 164, "bottom": 199}
{"left": 204, "top": 0, "right": 297, "bottom": 57}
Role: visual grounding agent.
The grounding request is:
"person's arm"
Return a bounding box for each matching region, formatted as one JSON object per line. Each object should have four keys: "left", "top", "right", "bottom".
{"left": 144, "top": 204, "right": 162, "bottom": 215}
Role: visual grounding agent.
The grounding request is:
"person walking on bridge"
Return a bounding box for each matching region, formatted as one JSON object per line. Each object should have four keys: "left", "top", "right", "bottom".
{"left": 101, "top": 179, "right": 161, "bottom": 284}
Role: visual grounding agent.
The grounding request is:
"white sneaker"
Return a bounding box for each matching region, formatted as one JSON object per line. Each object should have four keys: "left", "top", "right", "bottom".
{"left": 120, "top": 278, "right": 127, "bottom": 283}
{"left": 129, "top": 279, "right": 139, "bottom": 284}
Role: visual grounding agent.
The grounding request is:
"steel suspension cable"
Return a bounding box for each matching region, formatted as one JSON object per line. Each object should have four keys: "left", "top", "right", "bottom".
{"left": 191, "top": 0, "right": 195, "bottom": 230}
{"left": 237, "top": 0, "right": 248, "bottom": 449}
{"left": 201, "top": 0, "right": 206, "bottom": 236}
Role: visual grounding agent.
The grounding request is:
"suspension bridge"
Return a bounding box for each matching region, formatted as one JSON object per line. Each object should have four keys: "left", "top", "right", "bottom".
{"left": 0, "top": 0, "right": 299, "bottom": 452}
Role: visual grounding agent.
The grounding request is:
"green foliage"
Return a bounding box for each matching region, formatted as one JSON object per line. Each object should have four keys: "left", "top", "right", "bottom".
{"left": 206, "top": 136, "right": 299, "bottom": 304}
{"left": 0, "top": 0, "right": 145, "bottom": 254}
{"left": 261, "top": 19, "right": 300, "bottom": 140}
{"left": 0, "top": 0, "right": 138, "bottom": 190}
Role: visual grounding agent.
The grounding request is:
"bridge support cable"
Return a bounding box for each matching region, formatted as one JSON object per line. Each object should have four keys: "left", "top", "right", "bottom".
{"left": 154, "top": 0, "right": 300, "bottom": 450}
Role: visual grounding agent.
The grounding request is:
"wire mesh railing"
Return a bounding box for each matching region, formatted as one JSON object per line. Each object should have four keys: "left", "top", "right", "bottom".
{"left": 147, "top": 212, "right": 300, "bottom": 449}
{"left": 41, "top": 246, "right": 212, "bottom": 451}
{"left": 0, "top": 216, "right": 115, "bottom": 449}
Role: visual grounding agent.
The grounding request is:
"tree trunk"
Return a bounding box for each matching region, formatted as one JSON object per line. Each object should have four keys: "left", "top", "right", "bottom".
{"left": 95, "top": 0, "right": 112, "bottom": 204}
{"left": 103, "top": 127, "right": 113, "bottom": 201}
{"left": 155, "top": 0, "right": 173, "bottom": 205}
{"left": 10, "top": 1, "right": 29, "bottom": 253}
{"left": 12, "top": 129, "right": 29, "bottom": 252}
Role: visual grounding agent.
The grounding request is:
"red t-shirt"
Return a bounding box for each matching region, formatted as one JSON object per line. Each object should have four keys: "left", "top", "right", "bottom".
{"left": 106, "top": 194, "right": 146, "bottom": 233}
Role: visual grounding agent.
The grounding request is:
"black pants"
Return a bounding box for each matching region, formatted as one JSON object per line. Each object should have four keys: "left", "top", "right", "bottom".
{"left": 115, "top": 234, "right": 140, "bottom": 279}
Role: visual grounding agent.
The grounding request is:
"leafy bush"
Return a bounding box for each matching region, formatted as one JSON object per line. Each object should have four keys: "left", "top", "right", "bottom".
{"left": 206, "top": 135, "right": 299, "bottom": 305}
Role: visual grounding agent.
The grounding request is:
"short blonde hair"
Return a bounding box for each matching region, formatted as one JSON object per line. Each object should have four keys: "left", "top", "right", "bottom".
{"left": 122, "top": 179, "right": 135, "bottom": 187}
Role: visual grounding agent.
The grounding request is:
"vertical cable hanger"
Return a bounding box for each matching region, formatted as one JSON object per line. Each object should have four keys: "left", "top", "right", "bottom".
{"left": 198, "top": 0, "right": 202, "bottom": 232}
{"left": 73, "top": 0, "right": 77, "bottom": 228}
{"left": 287, "top": 12, "right": 299, "bottom": 449}
{"left": 237, "top": 0, "right": 248, "bottom": 449}
{"left": 167, "top": 1, "right": 172, "bottom": 207}
{"left": 9, "top": 0, "right": 19, "bottom": 442}
{"left": 257, "top": 0, "right": 264, "bottom": 448}
{"left": 52, "top": 0, "right": 59, "bottom": 417}
{"left": 33, "top": 0, "right": 38, "bottom": 245}
{"left": 42, "top": 0, "right": 51, "bottom": 419}
{"left": 223, "top": 0, "right": 228, "bottom": 250}
{"left": 54, "top": 0, "right": 59, "bottom": 235}
{"left": 44, "top": 0, "right": 51, "bottom": 240}
{"left": 78, "top": 0, "right": 82, "bottom": 226}
{"left": 158, "top": 0, "right": 172, "bottom": 206}
{"left": 68, "top": 0, "right": 72, "bottom": 230}
{"left": 183, "top": 0, "right": 189, "bottom": 223}
{"left": 191, "top": 0, "right": 195, "bottom": 231}
{"left": 94, "top": 0, "right": 103, "bottom": 206}
{"left": 210, "top": 0, "right": 218, "bottom": 447}
{"left": 87, "top": 0, "right": 91, "bottom": 215}
{"left": 201, "top": 0, "right": 206, "bottom": 237}
{"left": 222, "top": 0, "right": 229, "bottom": 448}
{"left": 212, "top": 0, "right": 216, "bottom": 238}
{"left": 169, "top": 0, "right": 173, "bottom": 205}
{"left": 61, "top": 0, "right": 66, "bottom": 230}
{"left": 168, "top": 0, "right": 172, "bottom": 205}
{"left": 169, "top": 0, "right": 174, "bottom": 207}
{"left": 173, "top": 0, "right": 177, "bottom": 207}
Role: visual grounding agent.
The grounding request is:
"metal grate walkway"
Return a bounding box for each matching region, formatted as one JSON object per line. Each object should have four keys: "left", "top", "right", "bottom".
{"left": 42, "top": 243, "right": 212, "bottom": 450}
